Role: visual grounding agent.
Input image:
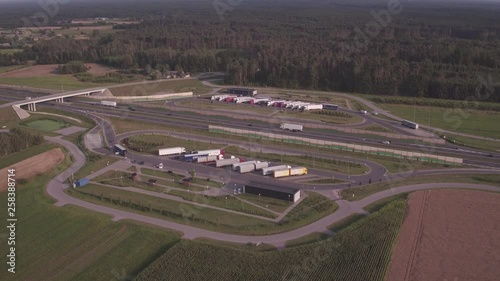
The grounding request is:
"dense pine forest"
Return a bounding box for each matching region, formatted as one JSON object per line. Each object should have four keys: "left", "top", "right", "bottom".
{"left": 1, "top": 0, "right": 499, "bottom": 101}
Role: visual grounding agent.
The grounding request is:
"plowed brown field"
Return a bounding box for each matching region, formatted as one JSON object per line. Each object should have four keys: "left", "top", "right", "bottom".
{"left": 0, "top": 63, "right": 116, "bottom": 77}
{"left": 386, "top": 189, "right": 500, "bottom": 281}
{"left": 0, "top": 148, "right": 65, "bottom": 192}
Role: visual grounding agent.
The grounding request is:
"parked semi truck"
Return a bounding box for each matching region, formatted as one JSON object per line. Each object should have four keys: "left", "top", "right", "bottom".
{"left": 183, "top": 153, "right": 208, "bottom": 162}
{"left": 402, "top": 120, "right": 419, "bottom": 129}
{"left": 101, "top": 100, "right": 117, "bottom": 107}
{"left": 193, "top": 149, "right": 223, "bottom": 156}
{"left": 238, "top": 162, "right": 270, "bottom": 173}
{"left": 233, "top": 160, "right": 259, "bottom": 171}
{"left": 262, "top": 165, "right": 291, "bottom": 176}
{"left": 158, "top": 147, "right": 186, "bottom": 156}
{"left": 302, "top": 104, "right": 323, "bottom": 111}
{"left": 211, "top": 94, "right": 227, "bottom": 100}
{"left": 323, "top": 104, "right": 339, "bottom": 110}
{"left": 196, "top": 154, "right": 224, "bottom": 164}
{"left": 238, "top": 163, "right": 257, "bottom": 173}
{"left": 273, "top": 167, "right": 308, "bottom": 178}
{"left": 235, "top": 96, "right": 253, "bottom": 103}
{"left": 254, "top": 162, "right": 270, "bottom": 171}
{"left": 215, "top": 157, "right": 241, "bottom": 167}
{"left": 280, "top": 123, "right": 303, "bottom": 132}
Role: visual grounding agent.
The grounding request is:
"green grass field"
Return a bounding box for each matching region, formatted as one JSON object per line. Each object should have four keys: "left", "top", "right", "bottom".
{"left": 0, "top": 107, "right": 19, "bottom": 124}
{"left": 134, "top": 196, "right": 407, "bottom": 281}
{"left": 26, "top": 118, "right": 69, "bottom": 132}
{"left": 0, "top": 143, "right": 58, "bottom": 169}
{"left": 341, "top": 173, "right": 500, "bottom": 201}
{"left": 444, "top": 133, "right": 500, "bottom": 152}
{"left": 357, "top": 124, "right": 394, "bottom": 133}
{"left": 0, "top": 65, "right": 28, "bottom": 73}
{"left": 168, "top": 189, "right": 277, "bottom": 218}
{"left": 380, "top": 104, "right": 500, "bottom": 139}
{"left": 109, "top": 79, "right": 212, "bottom": 96}
{"left": 73, "top": 153, "right": 118, "bottom": 179}
{"left": 284, "top": 232, "right": 330, "bottom": 248}
{"left": 0, "top": 155, "right": 181, "bottom": 281}
{"left": 223, "top": 145, "right": 369, "bottom": 175}
{"left": 0, "top": 49, "right": 23, "bottom": 54}
{"left": 67, "top": 184, "right": 338, "bottom": 235}
{"left": 237, "top": 193, "right": 291, "bottom": 213}
{"left": 95, "top": 170, "right": 210, "bottom": 192}
{"left": 0, "top": 76, "right": 109, "bottom": 91}
{"left": 124, "top": 133, "right": 223, "bottom": 154}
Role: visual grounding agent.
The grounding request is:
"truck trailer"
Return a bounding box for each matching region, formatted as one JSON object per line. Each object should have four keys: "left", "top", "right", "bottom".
{"left": 302, "top": 104, "right": 323, "bottom": 111}
{"left": 262, "top": 165, "right": 291, "bottom": 176}
{"left": 211, "top": 94, "right": 227, "bottom": 101}
{"left": 101, "top": 100, "right": 117, "bottom": 107}
{"left": 234, "top": 96, "right": 253, "bottom": 103}
{"left": 254, "top": 162, "right": 270, "bottom": 171}
{"left": 196, "top": 154, "right": 223, "bottom": 164}
{"left": 273, "top": 167, "right": 308, "bottom": 178}
{"left": 250, "top": 98, "right": 270, "bottom": 105}
{"left": 280, "top": 123, "right": 303, "bottom": 132}
{"left": 290, "top": 167, "right": 308, "bottom": 176}
{"left": 158, "top": 147, "right": 186, "bottom": 156}
{"left": 193, "top": 149, "right": 223, "bottom": 156}
{"left": 233, "top": 160, "right": 259, "bottom": 171}
{"left": 215, "top": 157, "right": 241, "bottom": 167}
{"left": 75, "top": 178, "right": 89, "bottom": 187}
{"left": 183, "top": 153, "right": 208, "bottom": 162}
{"left": 323, "top": 104, "right": 339, "bottom": 110}
{"left": 238, "top": 163, "right": 256, "bottom": 173}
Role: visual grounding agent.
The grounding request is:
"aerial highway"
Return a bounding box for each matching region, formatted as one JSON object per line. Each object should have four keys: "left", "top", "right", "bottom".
{"left": 45, "top": 134, "right": 500, "bottom": 248}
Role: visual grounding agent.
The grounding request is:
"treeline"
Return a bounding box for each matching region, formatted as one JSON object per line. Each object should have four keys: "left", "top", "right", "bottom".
{"left": 0, "top": 128, "right": 44, "bottom": 157}
{"left": 370, "top": 96, "right": 500, "bottom": 111}
{"left": 3, "top": 0, "right": 500, "bottom": 102}
{"left": 58, "top": 61, "right": 88, "bottom": 74}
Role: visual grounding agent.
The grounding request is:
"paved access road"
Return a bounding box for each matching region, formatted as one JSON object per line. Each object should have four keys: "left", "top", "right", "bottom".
{"left": 45, "top": 135, "right": 500, "bottom": 248}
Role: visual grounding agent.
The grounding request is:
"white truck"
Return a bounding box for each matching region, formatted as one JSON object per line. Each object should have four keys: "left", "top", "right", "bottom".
{"left": 215, "top": 157, "right": 240, "bottom": 167}
{"left": 211, "top": 94, "right": 227, "bottom": 101}
{"left": 254, "top": 162, "right": 270, "bottom": 171}
{"left": 196, "top": 154, "right": 224, "bottom": 163}
{"left": 360, "top": 110, "right": 368, "bottom": 114}
{"left": 280, "top": 123, "right": 303, "bottom": 132}
{"left": 238, "top": 163, "right": 257, "bottom": 173}
{"left": 302, "top": 104, "right": 323, "bottom": 111}
{"left": 293, "top": 102, "right": 309, "bottom": 110}
{"left": 234, "top": 96, "right": 253, "bottom": 103}
{"left": 158, "top": 147, "right": 186, "bottom": 156}
{"left": 101, "top": 100, "right": 117, "bottom": 107}
{"left": 232, "top": 160, "right": 259, "bottom": 171}
{"left": 193, "top": 149, "right": 222, "bottom": 156}
{"left": 262, "top": 165, "right": 291, "bottom": 176}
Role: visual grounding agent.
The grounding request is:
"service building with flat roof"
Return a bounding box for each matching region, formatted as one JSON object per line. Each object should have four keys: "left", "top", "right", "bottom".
{"left": 243, "top": 181, "right": 301, "bottom": 203}
{"left": 228, "top": 88, "right": 258, "bottom": 97}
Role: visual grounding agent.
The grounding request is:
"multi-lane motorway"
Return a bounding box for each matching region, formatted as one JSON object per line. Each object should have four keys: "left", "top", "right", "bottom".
{"left": 2, "top": 83, "right": 500, "bottom": 247}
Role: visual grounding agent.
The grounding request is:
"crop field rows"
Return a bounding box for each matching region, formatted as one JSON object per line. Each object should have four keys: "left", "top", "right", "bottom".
{"left": 134, "top": 197, "right": 407, "bottom": 281}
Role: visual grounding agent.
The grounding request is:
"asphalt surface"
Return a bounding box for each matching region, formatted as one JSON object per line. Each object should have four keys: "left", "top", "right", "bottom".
{"left": 44, "top": 133, "right": 500, "bottom": 247}
{"left": 40, "top": 101, "right": 500, "bottom": 169}
{"left": 13, "top": 81, "right": 494, "bottom": 247}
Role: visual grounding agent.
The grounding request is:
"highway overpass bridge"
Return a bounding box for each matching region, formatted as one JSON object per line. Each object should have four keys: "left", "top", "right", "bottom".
{"left": 0, "top": 88, "right": 108, "bottom": 119}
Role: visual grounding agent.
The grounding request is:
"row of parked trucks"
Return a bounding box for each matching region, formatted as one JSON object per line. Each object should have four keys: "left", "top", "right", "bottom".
{"left": 210, "top": 94, "right": 340, "bottom": 111}
{"left": 157, "top": 146, "right": 307, "bottom": 178}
